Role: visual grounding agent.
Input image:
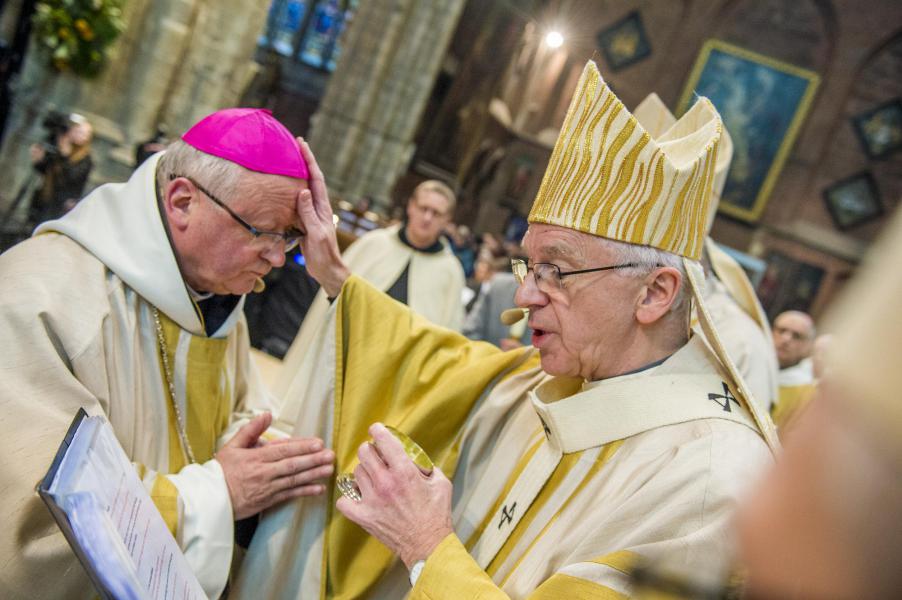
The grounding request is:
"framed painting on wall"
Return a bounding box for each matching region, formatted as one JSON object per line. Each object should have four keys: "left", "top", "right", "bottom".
{"left": 823, "top": 171, "right": 883, "bottom": 230}
{"left": 678, "top": 39, "right": 820, "bottom": 223}
{"left": 756, "top": 250, "right": 825, "bottom": 320}
{"left": 596, "top": 11, "right": 652, "bottom": 72}
{"left": 852, "top": 98, "right": 902, "bottom": 160}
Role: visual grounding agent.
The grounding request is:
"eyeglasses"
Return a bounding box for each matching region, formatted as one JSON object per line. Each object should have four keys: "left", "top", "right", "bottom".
{"left": 511, "top": 258, "right": 641, "bottom": 293}
{"left": 170, "top": 174, "right": 302, "bottom": 252}
{"left": 411, "top": 201, "right": 449, "bottom": 220}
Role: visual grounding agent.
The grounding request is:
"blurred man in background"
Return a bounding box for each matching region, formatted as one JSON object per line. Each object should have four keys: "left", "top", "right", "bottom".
{"left": 771, "top": 310, "right": 817, "bottom": 429}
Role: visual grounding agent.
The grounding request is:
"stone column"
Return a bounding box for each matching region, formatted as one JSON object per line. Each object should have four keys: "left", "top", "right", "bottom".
{"left": 0, "top": 0, "right": 269, "bottom": 209}
{"left": 161, "top": 0, "right": 270, "bottom": 135}
{"left": 306, "top": 0, "right": 467, "bottom": 207}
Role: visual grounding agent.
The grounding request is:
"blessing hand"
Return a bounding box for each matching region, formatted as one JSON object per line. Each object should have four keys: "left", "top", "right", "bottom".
{"left": 295, "top": 137, "right": 349, "bottom": 298}
{"left": 336, "top": 423, "right": 454, "bottom": 569}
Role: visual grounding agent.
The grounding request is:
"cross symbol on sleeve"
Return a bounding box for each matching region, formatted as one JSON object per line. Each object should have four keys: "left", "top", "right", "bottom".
{"left": 708, "top": 382, "right": 739, "bottom": 412}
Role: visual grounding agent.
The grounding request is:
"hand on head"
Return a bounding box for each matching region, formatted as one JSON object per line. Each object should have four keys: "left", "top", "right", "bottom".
{"left": 294, "top": 137, "right": 350, "bottom": 297}
{"left": 335, "top": 423, "right": 453, "bottom": 568}
{"left": 216, "top": 412, "right": 335, "bottom": 520}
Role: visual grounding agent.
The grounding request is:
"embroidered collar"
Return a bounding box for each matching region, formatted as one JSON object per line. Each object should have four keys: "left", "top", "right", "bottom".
{"left": 530, "top": 336, "right": 757, "bottom": 453}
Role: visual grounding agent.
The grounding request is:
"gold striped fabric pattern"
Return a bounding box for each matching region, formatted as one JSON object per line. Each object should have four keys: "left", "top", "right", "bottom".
{"left": 528, "top": 61, "right": 723, "bottom": 260}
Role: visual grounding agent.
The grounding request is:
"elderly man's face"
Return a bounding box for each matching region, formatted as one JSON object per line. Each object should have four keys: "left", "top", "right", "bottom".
{"left": 515, "top": 224, "right": 642, "bottom": 380}
{"left": 170, "top": 171, "right": 308, "bottom": 295}
{"left": 772, "top": 311, "right": 815, "bottom": 369}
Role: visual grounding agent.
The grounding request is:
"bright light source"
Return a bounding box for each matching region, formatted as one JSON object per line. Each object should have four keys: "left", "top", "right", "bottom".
{"left": 545, "top": 31, "right": 564, "bottom": 48}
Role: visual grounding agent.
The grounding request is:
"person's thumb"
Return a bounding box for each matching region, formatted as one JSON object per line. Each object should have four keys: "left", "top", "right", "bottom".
{"left": 226, "top": 412, "right": 272, "bottom": 449}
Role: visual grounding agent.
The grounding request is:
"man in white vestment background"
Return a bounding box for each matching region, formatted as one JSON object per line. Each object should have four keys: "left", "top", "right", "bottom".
{"left": 773, "top": 310, "right": 816, "bottom": 379}
{"left": 273, "top": 179, "right": 465, "bottom": 405}
{"left": 235, "top": 62, "right": 779, "bottom": 599}
{"left": 0, "top": 108, "right": 336, "bottom": 599}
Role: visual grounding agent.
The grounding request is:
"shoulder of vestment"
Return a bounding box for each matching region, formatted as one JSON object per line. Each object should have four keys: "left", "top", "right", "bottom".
{"left": 0, "top": 232, "right": 115, "bottom": 345}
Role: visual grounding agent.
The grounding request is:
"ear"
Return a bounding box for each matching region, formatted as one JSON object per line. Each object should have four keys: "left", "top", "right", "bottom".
{"left": 163, "top": 177, "right": 196, "bottom": 233}
{"left": 635, "top": 267, "right": 682, "bottom": 325}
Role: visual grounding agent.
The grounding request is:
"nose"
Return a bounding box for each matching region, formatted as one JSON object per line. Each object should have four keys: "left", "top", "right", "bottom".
{"left": 514, "top": 271, "right": 548, "bottom": 310}
{"left": 262, "top": 242, "right": 286, "bottom": 268}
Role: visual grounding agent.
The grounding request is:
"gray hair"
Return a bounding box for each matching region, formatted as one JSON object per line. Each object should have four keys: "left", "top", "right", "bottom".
{"left": 596, "top": 237, "right": 691, "bottom": 319}
{"left": 155, "top": 139, "right": 247, "bottom": 202}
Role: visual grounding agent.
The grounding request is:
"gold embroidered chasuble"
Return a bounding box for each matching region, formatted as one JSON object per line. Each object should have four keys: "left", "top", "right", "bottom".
{"left": 236, "top": 276, "right": 771, "bottom": 599}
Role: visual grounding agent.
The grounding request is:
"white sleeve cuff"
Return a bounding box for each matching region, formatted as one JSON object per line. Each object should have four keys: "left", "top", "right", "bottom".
{"left": 168, "top": 459, "right": 234, "bottom": 599}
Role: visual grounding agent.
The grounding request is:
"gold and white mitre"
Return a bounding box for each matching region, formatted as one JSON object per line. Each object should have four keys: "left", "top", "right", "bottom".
{"left": 632, "top": 92, "right": 768, "bottom": 333}
{"left": 529, "top": 62, "right": 721, "bottom": 261}
{"left": 632, "top": 91, "right": 734, "bottom": 234}
{"left": 528, "top": 61, "right": 779, "bottom": 451}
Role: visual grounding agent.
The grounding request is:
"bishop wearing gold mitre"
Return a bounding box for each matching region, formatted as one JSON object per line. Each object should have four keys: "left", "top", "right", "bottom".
{"left": 234, "top": 61, "right": 779, "bottom": 599}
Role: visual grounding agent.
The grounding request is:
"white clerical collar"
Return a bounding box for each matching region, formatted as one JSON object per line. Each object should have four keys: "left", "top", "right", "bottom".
{"left": 530, "top": 336, "right": 758, "bottom": 453}
{"left": 187, "top": 285, "right": 214, "bottom": 301}
{"left": 778, "top": 357, "right": 814, "bottom": 386}
{"left": 581, "top": 354, "right": 671, "bottom": 392}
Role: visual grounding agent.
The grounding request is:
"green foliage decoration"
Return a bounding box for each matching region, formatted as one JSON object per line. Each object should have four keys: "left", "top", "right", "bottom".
{"left": 32, "top": 0, "right": 126, "bottom": 77}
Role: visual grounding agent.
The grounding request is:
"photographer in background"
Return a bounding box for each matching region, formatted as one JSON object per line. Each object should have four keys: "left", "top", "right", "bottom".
{"left": 28, "top": 112, "right": 94, "bottom": 225}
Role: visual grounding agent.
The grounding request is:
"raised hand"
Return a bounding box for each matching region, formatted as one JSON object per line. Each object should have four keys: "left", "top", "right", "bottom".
{"left": 295, "top": 137, "right": 350, "bottom": 297}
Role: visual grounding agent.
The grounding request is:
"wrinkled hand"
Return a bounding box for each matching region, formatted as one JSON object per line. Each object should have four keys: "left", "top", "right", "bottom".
{"left": 217, "top": 412, "right": 335, "bottom": 520}
{"left": 336, "top": 423, "right": 453, "bottom": 569}
{"left": 295, "top": 137, "right": 350, "bottom": 297}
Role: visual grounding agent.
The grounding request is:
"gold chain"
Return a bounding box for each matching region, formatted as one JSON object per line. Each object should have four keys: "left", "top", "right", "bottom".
{"left": 152, "top": 306, "right": 197, "bottom": 464}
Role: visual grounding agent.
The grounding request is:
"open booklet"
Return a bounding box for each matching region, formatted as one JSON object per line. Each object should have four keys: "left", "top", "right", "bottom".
{"left": 38, "top": 409, "right": 207, "bottom": 600}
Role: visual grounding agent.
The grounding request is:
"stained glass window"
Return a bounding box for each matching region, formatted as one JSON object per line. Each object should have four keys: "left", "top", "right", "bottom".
{"left": 259, "top": 0, "right": 357, "bottom": 72}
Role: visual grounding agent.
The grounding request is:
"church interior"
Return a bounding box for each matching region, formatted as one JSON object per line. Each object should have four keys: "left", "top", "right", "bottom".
{"left": 0, "top": 1, "right": 901, "bottom": 598}
{"left": 1, "top": 0, "right": 899, "bottom": 323}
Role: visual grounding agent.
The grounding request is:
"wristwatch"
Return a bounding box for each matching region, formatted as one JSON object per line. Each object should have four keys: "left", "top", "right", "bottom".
{"left": 409, "top": 559, "right": 426, "bottom": 587}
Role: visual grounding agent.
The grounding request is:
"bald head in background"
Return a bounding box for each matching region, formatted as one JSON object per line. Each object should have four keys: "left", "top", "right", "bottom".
{"left": 772, "top": 310, "right": 816, "bottom": 370}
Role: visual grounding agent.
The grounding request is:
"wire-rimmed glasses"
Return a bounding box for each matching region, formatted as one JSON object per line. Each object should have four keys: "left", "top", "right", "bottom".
{"left": 171, "top": 174, "right": 303, "bottom": 252}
